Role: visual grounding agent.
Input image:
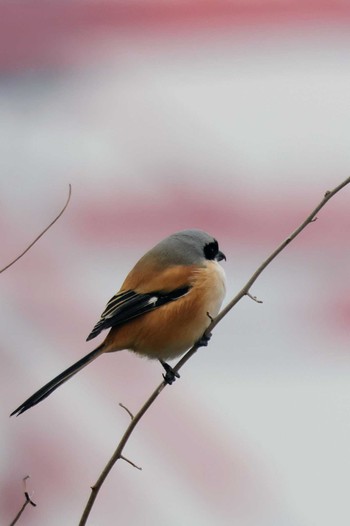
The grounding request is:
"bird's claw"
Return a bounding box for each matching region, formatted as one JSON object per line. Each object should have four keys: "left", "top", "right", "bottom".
{"left": 196, "top": 331, "right": 212, "bottom": 347}
{"left": 160, "top": 361, "right": 180, "bottom": 385}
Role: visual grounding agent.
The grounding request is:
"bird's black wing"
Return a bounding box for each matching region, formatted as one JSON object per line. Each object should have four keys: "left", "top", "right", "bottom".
{"left": 86, "top": 286, "right": 190, "bottom": 341}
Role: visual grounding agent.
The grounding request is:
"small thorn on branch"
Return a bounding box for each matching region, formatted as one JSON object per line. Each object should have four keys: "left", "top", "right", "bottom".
{"left": 119, "top": 403, "right": 134, "bottom": 420}
{"left": 246, "top": 292, "right": 263, "bottom": 304}
{"left": 206, "top": 312, "right": 214, "bottom": 322}
{"left": 310, "top": 216, "right": 318, "bottom": 223}
{"left": 120, "top": 455, "right": 142, "bottom": 471}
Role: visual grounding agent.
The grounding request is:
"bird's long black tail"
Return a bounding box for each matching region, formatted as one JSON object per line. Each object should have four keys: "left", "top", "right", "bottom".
{"left": 10, "top": 344, "right": 105, "bottom": 416}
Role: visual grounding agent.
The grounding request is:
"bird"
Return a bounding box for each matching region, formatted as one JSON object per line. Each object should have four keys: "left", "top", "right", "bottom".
{"left": 11, "top": 229, "right": 226, "bottom": 416}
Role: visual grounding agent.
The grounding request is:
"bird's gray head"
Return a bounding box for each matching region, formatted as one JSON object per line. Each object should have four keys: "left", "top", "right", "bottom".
{"left": 151, "top": 229, "right": 226, "bottom": 267}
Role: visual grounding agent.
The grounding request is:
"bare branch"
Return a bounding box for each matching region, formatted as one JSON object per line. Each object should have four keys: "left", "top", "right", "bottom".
{"left": 9, "top": 476, "right": 36, "bottom": 526}
{"left": 79, "top": 383, "right": 164, "bottom": 525}
{"left": 0, "top": 184, "right": 72, "bottom": 274}
{"left": 210, "top": 176, "right": 350, "bottom": 332}
{"left": 79, "top": 176, "right": 350, "bottom": 525}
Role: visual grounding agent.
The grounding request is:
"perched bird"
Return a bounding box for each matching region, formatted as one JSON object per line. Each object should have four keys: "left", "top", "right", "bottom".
{"left": 11, "top": 229, "right": 226, "bottom": 416}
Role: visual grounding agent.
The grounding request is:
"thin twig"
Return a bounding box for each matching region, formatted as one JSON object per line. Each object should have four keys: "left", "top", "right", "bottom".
{"left": 0, "top": 184, "right": 72, "bottom": 274}
{"left": 118, "top": 403, "right": 134, "bottom": 420}
{"left": 79, "top": 176, "right": 350, "bottom": 525}
{"left": 9, "top": 476, "right": 36, "bottom": 526}
{"left": 246, "top": 292, "right": 263, "bottom": 303}
{"left": 120, "top": 455, "right": 142, "bottom": 471}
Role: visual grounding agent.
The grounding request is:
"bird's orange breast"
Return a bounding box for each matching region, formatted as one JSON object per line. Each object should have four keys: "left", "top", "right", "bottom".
{"left": 103, "top": 261, "right": 226, "bottom": 361}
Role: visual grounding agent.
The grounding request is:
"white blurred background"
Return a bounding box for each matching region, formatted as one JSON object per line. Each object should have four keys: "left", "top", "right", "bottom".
{"left": 1, "top": 2, "right": 350, "bottom": 525}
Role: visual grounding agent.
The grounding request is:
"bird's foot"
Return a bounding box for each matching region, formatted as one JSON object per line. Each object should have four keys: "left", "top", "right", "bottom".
{"left": 196, "top": 331, "right": 212, "bottom": 348}
{"left": 160, "top": 360, "right": 180, "bottom": 385}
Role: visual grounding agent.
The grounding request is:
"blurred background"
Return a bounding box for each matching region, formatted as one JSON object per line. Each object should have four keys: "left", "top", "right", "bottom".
{"left": 1, "top": 2, "right": 350, "bottom": 525}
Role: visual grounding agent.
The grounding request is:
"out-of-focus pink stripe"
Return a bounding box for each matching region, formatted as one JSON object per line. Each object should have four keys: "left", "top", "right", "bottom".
{"left": 1, "top": 1, "right": 350, "bottom": 71}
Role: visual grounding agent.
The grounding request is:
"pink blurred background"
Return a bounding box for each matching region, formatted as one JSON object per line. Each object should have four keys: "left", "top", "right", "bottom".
{"left": 1, "top": 2, "right": 350, "bottom": 525}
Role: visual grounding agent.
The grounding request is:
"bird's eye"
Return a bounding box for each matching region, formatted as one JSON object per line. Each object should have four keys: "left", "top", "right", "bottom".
{"left": 203, "top": 240, "right": 218, "bottom": 260}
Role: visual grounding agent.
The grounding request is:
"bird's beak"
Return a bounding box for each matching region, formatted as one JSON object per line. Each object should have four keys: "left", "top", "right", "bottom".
{"left": 215, "top": 250, "right": 226, "bottom": 262}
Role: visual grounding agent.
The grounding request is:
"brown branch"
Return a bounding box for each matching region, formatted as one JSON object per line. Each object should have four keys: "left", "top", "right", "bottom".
{"left": 0, "top": 184, "right": 72, "bottom": 274}
{"left": 9, "top": 476, "right": 36, "bottom": 526}
{"left": 79, "top": 176, "right": 350, "bottom": 525}
{"left": 208, "top": 177, "right": 350, "bottom": 332}
{"left": 79, "top": 384, "right": 164, "bottom": 525}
